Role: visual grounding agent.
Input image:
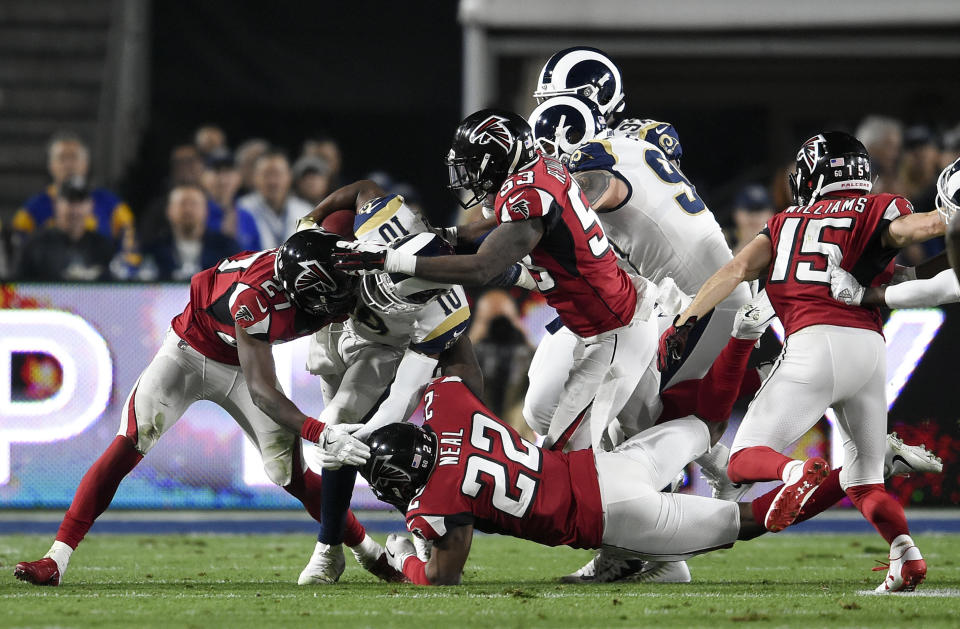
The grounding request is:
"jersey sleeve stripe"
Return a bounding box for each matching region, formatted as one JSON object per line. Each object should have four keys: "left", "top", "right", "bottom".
{"left": 419, "top": 307, "right": 471, "bottom": 343}
{"left": 355, "top": 195, "right": 404, "bottom": 238}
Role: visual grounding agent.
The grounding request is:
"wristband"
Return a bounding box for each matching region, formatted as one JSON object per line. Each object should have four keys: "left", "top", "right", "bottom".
{"left": 300, "top": 417, "right": 326, "bottom": 443}
{"left": 385, "top": 249, "right": 417, "bottom": 275}
{"left": 402, "top": 555, "right": 431, "bottom": 585}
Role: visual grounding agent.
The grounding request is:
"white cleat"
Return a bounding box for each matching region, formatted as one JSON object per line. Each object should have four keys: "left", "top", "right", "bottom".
{"left": 350, "top": 534, "right": 406, "bottom": 583}
{"left": 884, "top": 432, "right": 943, "bottom": 478}
{"left": 298, "top": 541, "right": 345, "bottom": 585}
{"left": 874, "top": 535, "right": 926, "bottom": 593}
{"left": 732, "top": 290, "right": 776, "bottom": 340}
{"left": 632, "top": 561, "right": 691, "bottom": 583}
{"left": 560, "top": 550, "right": 644, "bottom": 583}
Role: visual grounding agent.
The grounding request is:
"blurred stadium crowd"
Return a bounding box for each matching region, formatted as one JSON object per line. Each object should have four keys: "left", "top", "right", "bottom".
{"left": 3, "top": 115, "right": 958, "bottom": 284}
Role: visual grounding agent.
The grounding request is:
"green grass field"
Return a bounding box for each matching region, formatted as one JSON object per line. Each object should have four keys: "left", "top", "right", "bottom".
{"left": 2, "top": 532, "right": 959, "bottom": 628}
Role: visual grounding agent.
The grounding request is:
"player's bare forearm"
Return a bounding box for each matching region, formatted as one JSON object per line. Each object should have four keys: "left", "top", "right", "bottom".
{"left": 235, "top": 325, "right": 308, "bottom": 433}
{"left": 438, "top": 335, "right": 483, "bottom": 398}
{"left": 414, "top": 220, "right": 543, "bottom": 285}
{"left": 304, "top": 180, "right": 386, "bottom": 223}
{"left": 860, "top": 286, "right": 887, "bottom": 308}
{"left": 425, "top": 525, "right": 473, "bottom": 585}
{"left": 678, "top": 235, "right": 771, "bottom": 325}
{"left": 883, "top": 211, "right": 947, "bottom": 249}
{"left": 916, "top": 252, "right": 950, "bottom": 279}
{"left": 572, "top": 170, "right": 627, "bottom": 212}
{"left": 455, "top": 216, "right": 498, "bottom": 245}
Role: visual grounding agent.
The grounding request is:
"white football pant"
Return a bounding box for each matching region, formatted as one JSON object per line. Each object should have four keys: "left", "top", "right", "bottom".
{"left": 731, "top": 325, "right": 887, "bottom": 488}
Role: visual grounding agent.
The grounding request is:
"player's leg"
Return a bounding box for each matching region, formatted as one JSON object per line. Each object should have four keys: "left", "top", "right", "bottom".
{"left": 15, "top": 332, "right": 201, "bottom": 585}
{"left": 219, "top": 371, "right": 401, "bottom": 585}
{"left": 830, "top": 329, "right": 925, "bottom": 592}
{"left": 726, "top": 331, "right": 834, "bottom": 530}
{"left": 523, "top": 325, "right": 578, "bottom": 436}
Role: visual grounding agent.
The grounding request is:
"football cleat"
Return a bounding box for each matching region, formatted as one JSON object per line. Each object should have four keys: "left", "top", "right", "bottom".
{"left": 764, "top": 457, "right": 830, "bottom": 532}
{"left": 297, "top": 542, "right": 345, "bottom": 585}
{"left": 351, "top": 535, "right": 407, "bottom": 583}
{"left": 873, "top": 535, "right": 926, "bottom": 593}
{"left": 13, "top": 558, "right": 61, "bottom": 586}
{"left": 884, "top": 432, "right": 943, "bottom": 478}
{"left": 632, "top": 561, "right": 691, "bottom": 583}
{"left": 560, "top": 550, "right": 644, "bottom": 583}
{"left": 732, "top": 290, "right": 775, "bottom": 340}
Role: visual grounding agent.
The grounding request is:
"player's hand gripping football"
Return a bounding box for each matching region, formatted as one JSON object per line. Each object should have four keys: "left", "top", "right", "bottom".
{"left": 384, "top": 533, "right": 417, "bottom": 572}
{"left": 316, "top": 423, "right": 371, "bottom": 469}
{"left": 827, "top": 260, "right": 864, "bottom": 306}
{"left": 657, "top": 315, "right": 698, "bottom": 372}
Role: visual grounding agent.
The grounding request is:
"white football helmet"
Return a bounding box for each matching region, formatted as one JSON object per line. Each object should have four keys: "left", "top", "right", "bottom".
{"left": 936, "top": 156, "right": 960, "bottom": 224}
{"left": 527, "top": 95, "right": 606, "bottom": 161}
{"left": 533, "top": 46, "right": 625, "bottom": 121}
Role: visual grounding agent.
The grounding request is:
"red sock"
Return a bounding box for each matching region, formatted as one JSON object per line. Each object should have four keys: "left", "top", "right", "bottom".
{"left": 657, "top": 380, "right": 699, "bottom": 423}
{"left": 56, "top": 435, "right": 143, "bottom": 549}
{"left": 739, "top": 368, "right": 762, "bottom": 400}
{"left": 696, "top": 338, "right": 756, "bottom": 422}
{"left": 750, "top": 468, "right": 845, "bottom": 525}
{"left": 728, "top": 446, "right": 793, "bottom": 484}
{"left": 845, "top": 483, "right": 910, "bottom": 544}
{"left": 284, "top": 466, "right": 366, "bottom": 547}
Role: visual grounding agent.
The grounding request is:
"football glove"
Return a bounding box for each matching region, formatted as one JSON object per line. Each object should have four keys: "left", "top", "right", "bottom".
{"left": 657, "top": 315, "right": 697, "bottom": 372}
{"left": 332, "top": 240, "right": 417, "bottom": 275}
{"left": 828, "top": 262, "right": 864, "bottom": 306}
{"left": 384, "top": 533, "right": 417, "bottom": 572}
{"left": 316, "top": 423, "right": 371, "bottom": 469}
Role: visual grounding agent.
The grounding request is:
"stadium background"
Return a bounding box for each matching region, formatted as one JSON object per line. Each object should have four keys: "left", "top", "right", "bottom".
{"left": 0, "top": 0, "right": 958, "bottom": 512}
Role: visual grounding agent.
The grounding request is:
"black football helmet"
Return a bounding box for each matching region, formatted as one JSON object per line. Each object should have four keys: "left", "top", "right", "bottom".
{"left": 527, "top": 95, "right": 607, "bottom": 162}
{"left": 446, "top": 109, "right": 538, "bottom": 209}
{"left": 360, "top": 422, "right": 437, "bottom": 511}
{"left": 789, "top": 131, "right": 873, "bottom": 205}
{"left": 533, "top": 46, "right": 625, "bottom": 122}
{"left": 275, "top": 228, "right": 358, "bottom": 316}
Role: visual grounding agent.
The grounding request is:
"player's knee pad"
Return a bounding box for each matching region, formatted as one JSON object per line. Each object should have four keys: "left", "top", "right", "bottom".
{"left": 258, "top": 434, "right": 299, "bottom": 486}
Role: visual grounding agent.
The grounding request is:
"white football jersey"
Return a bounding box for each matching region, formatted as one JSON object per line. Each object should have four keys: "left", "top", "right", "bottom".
{"left": 568, "top": 133, "right": 733, "bottom": 294}
{"left": 341, "top": 193, "right": 469, "bottom": 355}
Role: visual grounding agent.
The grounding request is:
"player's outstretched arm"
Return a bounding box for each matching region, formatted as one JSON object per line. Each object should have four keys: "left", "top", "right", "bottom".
{"left": 882, "top": 210, "right": 947, "bottom": 249}
{"left": 385, "top": 527, "right": 473, "bottom": 586}
{"left": 678, "top": 234, "right": 772, "bottom": 325}
{"left": 298, "top": 179, "right": 387, "bottom": 229}
{"left": 236, "top": 324, "right": 369, "bottom": 466}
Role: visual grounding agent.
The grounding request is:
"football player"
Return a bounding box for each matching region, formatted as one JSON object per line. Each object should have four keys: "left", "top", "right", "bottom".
{"left": 659, "top": 131, "right": 946, "bottom": 592}
{"left": 13, "top": 230, "right": 393, "bottom": 586}
{"left": 359, "top": 376, "right": 879, "bottom": 586}
{"left": 334, "top": 110, "right": 665, "bottom": 456}
{"left": 294, "top": 186, "right": 483, "bottom": 584}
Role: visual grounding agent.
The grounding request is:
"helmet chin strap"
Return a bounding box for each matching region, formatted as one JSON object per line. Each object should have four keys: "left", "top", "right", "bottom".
{"left": 808, "top": 174, "right": 825, "bottom": 204}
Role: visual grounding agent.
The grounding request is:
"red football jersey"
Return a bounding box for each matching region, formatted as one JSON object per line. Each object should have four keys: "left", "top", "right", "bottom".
{"left": 405, "top": 377, "right": 604, "bottom": 549}
{"left": 763, "top": 192, "right": 912, "bottom": 336}
{"left": 171, "top": 249, "right": 341, "bottom": 365}
{"left": 494, "top": 154, "right": 636, "bottom": 337}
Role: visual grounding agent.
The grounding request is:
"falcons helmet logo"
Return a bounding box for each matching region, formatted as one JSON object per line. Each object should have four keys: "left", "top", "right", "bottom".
{"left": 469, "top": 115, "right": 514, "bottom": 150}
{"left": 295, "top": 259, "right": 338, "bottom": 294}
{"left": 799, "top": 134, "right": 827, "bottom": 171}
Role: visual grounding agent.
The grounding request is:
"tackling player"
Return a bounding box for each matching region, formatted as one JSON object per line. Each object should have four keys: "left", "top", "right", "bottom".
{"left": 294, "top": 186, "right": 482, "bottom": 584}
{"left": 14, "top": 230, "right": 394, "bottom": 586}
{"left": 359, "top": 376, "right": 871, "bottom": 587}
{"left": 333, "top": 109, "right": 663, "bottom": 455}
{"left": 659, "top": 131, "right": 946, "bottom": 592}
